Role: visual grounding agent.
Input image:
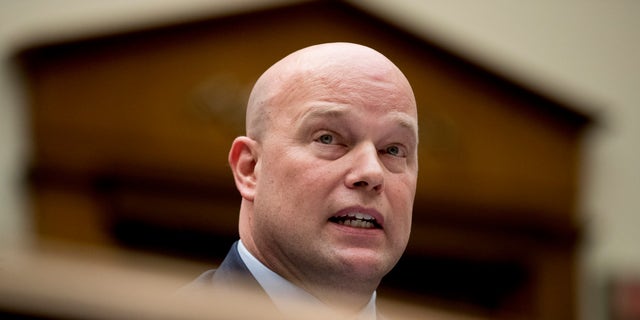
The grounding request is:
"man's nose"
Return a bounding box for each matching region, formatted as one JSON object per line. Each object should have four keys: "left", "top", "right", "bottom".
{"left": 345, "top": 143, "right": 385, "bottom": 193}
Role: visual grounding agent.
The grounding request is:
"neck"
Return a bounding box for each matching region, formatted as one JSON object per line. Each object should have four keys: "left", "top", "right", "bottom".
{"left": 306, "top": 285, "right": 375, "bottom": 315}
{"left": 237, "top": 239, "right": 376, "bottom": 318}
{"left": 238, "top": 236, "right": 376, "bottom": 314}
{"left": 284, "top": 265, "right": 379, "bottom": 314}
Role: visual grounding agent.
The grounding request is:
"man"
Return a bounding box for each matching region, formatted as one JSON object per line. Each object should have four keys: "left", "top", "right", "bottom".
{"left": 191, "top": 42, "right": 419, "bottom": 319}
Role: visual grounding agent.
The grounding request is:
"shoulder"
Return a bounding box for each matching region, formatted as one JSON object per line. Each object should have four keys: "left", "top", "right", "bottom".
{"left": 193, "top": 268, "right": 217, "bottom": 284}
{"left": 177, "top": 268, "right": 217, "bottom": 293}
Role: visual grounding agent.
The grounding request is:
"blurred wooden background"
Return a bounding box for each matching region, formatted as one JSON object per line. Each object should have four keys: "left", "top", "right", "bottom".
{"left": 15, "top": 1, "right": 592, "bottom": 319}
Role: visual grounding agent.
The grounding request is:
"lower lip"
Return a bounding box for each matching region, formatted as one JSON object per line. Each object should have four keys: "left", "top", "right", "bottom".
{"left": 329, "top": 222, "right": 384, "bottom": 248}
{"left": 329, "top": 221, "right": 384, "bottom": 235}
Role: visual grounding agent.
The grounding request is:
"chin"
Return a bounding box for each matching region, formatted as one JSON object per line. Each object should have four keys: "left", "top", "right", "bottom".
{"left": 336, "top": 250, "right": 394, "bottom": 279}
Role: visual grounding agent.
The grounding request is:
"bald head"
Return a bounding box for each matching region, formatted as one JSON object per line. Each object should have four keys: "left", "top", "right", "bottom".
{"left": 245, "top": 42, "right": 416, "bottom": 140}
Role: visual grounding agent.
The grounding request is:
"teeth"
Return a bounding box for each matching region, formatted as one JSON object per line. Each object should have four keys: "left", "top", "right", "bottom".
{"left": 330, "top": 212, "right": 378, "bottom": 229}
{"left": 341, "top": 212, "right": 373, "bottom": 220}
{"left": 337, "top": 219, "right": 375, "bottom": 229}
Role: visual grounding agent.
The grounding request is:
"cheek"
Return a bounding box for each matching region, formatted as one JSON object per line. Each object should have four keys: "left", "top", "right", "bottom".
{"left": 388, "top": 177, "right": 417, "bottom": 225}
{"left": 271, "top": 149, "right": 333, "bottom": 183}
{"left": 258, "top": 152, "right": 328, "bottom": 204}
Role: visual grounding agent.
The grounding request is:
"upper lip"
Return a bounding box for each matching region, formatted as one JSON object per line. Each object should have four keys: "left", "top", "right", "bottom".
{"left": 330, "top": 206, "right": 385, "bottom": 228}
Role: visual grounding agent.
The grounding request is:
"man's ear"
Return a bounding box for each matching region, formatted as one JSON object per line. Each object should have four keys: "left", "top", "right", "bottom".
{"left": 228, "top": 136, "right": 259, "bottom": 201}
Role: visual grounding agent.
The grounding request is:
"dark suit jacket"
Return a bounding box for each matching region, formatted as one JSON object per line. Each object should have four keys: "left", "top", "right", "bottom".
{"left": 179, "top": 241, "right": 282, "bottom": 317}
{"left": 188, "top": 241, "right": 267, "bottom": 295}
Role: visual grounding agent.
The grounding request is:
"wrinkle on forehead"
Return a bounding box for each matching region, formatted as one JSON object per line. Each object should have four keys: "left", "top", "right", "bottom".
{"left": 246, "top": 43, "right": 416, "bottom": 140}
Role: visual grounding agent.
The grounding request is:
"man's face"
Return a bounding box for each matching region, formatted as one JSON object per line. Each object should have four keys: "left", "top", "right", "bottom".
{"left": 250, "top": 67, "right": 418, "bottom": 287}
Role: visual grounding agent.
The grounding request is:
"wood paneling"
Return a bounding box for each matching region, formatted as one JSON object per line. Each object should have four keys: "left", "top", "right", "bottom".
{"left": 17, "top": 1, "right": 591, "bottom": 319}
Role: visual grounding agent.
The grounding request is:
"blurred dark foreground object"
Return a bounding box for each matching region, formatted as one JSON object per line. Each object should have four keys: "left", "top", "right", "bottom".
{"left": 0, "top": 242, "right": 480, "bottom": 320}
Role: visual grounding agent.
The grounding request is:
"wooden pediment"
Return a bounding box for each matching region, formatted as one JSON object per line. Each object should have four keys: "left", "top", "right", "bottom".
{"left": 17, "top": 1, "right": 592, "bottom": 318}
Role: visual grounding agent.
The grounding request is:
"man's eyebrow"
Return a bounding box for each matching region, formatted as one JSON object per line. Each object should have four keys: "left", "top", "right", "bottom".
{"left": 391, "top": 112, "right": 418, "bottom": 133}
{"left": 296, "top": 105, "right": 349, "bottom": 123}
{"left": 386, "top": 111, "right": 419, "bottom": 145}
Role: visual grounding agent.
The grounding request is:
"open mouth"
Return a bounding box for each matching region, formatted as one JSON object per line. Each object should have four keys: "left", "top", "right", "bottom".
{"left": 328, "top": 212, "right": 382, "bottom": 229}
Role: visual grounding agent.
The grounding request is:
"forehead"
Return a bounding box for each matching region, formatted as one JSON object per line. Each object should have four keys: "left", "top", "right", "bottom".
{"left": 278, "top": 66, "right": 417, "bottom": 115}
{"left": 257, "top": 47, "right": 418, "bottom": 138}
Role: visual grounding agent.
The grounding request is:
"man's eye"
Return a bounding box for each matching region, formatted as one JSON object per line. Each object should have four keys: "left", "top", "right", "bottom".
{"left": 317, "top": 134, "right": 334, "bottom": 144}
{"left": 385, "top": 145, "right": 404, "bottom": 157}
